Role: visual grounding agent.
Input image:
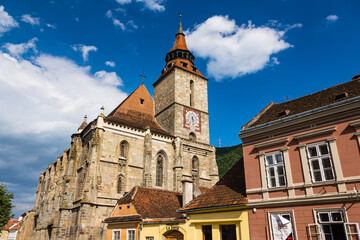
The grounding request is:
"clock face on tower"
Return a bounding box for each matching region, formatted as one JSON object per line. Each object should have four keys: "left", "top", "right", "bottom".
{"left": 184, "top": 107, "right": 201, "bottom": 132}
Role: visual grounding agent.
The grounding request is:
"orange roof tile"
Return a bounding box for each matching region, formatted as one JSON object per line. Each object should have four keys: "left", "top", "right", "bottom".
{"left": 117, "top": 187, "right": 185, "bottom": 221}
{"left": 107, "top": 84, "right": 167, "bottom": 133}
{"left": 179, "top": 158, "right": 247, "bottom": 212}
{"left": 170, "top": 33, "right": 189, "bottom": 52}
{"left": 3, "top": 219, "right": 19, "bottom": 231}
{"left": 245, "top": 78, "right": 360, "bottom": 128}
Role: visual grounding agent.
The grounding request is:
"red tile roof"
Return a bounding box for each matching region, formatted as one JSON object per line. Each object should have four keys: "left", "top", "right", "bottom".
{"left": 107, "top": 84, "right": 167, "bottom": 134}
{"left": 244, "top": 78, "right": 360, "bottom": 128}
{"left": 179, "top": 158, "right": 247, "bottom": 212}
{"left": 3, "top": 219, "right": 19, "bottom": 231}
{"left": 118, "top": 187, "right": 185, "bottom": 222}
{"left": 104, "top": 215, "right": 141, "bottom": 223}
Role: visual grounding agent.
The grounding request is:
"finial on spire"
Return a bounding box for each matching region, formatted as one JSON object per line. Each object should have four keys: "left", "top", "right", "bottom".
{"left": 84, "top": 115, "right": 87, "bottom": 122}
{"left": 177, "top": 11, "right": 183, "bottom": 35}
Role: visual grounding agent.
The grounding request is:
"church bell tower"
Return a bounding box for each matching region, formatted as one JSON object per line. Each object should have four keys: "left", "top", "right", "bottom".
{"left": 153, "top": 16, "right": 210, "bottom": 144}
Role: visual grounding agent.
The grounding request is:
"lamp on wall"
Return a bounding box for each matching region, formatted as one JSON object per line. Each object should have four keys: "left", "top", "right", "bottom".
{"left": 100, "top": 221, "right": 104, "bottom": 238}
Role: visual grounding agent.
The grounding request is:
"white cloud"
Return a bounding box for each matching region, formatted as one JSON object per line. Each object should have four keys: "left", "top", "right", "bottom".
{"left": 0, "top": 51, "right": 127, "bottom": 136}
{"left": 116, "top": 0, "right": 132, "bottom": 4}
{"left": 105, "top": 61, "right": 116, "bottom": 67}
{"left": 136, "top": 0, "right": 165, "bottom": 12}
{"left": 127, "top": 20, "right": 138, "bottom": 29}
{"left": 72, "top": 44, "right": 98, "bottom": 61}
{"left": 326, "top": 15, "right": 339, "bottom": 23}
{"left": 95, "top": 71, "right": 122, "bottom": 86}
{"left": 186, "top": 16, "right": 300, "bottom": 80}
{"left": 46, "top": 23, "right": 56, "bottom": 29}
{"left": 114, "top": 0, "right": 165, "bottom": 12}
{"left": 3, "top": 38, "right": 38, "bottom": 58}
{"left": 21, "top": 14, "right": 40, "bottom": 26}
{"left": 106, "top": 10, "right": 126, "bottom": 30}
{"left": 0, "top": 5, "right": 19, "bottom": 36}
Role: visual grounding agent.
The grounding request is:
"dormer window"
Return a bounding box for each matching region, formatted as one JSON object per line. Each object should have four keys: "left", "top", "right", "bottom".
{"left": 335, "top": 92, "right": 348, "bottom": 100}
{"left": 181, "top": 62, "right": 188, "bottom": 68}
{"left": 279, "top": 110, "right": 290, "bottom": 117}
{"left": 192, "top": 66, "right": 197, "bottom": 72}
{"left": 167, "top": 63, "right": 173, "bottom": 68}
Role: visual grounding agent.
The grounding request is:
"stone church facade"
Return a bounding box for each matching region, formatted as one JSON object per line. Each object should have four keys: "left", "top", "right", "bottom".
{"left": 17, "top": 20, "right": 219, "bottom": 240}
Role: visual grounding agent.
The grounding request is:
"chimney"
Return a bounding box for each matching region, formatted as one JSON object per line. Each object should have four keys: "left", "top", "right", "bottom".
{"left": 182, "top": 179, "right": 193, "bottom": 207}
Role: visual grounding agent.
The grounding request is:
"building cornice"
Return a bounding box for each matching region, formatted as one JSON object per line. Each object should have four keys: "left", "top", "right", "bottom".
{"left": 239, "top": 97, "right": 360, "bottom": 145}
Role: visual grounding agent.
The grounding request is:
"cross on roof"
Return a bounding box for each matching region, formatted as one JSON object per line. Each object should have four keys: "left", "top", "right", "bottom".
{"left": 139, "top": 70, "right": 147, "bottom": 84}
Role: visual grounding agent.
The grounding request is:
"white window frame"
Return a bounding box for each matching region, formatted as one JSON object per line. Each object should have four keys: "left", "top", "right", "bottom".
{"left": 265, "top": 151, "right": 287, "bottom": 188}
{"left": 127, "top": 228, "right": 136, "bottom": 240}
{"left": 306, "top": 142, "right": 336, "bottom": 183}
{"left": 345, "top": 223, "right": 360, "bottom": 240}
{"left": 268, "top": 211, "right": 297, "bottom": 240}
{"left": 112, "top": 229, "right": 121, "bottom": 240}
{"left": 308, "top": 223, "right": 323, "bottom": 240}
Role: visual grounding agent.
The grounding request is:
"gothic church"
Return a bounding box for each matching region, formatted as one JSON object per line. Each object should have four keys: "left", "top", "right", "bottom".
{"left": 17, "top": 19, "right": 219, "bottom": 240}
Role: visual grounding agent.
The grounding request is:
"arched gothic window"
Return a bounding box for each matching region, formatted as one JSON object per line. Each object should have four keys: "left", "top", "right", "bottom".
{"left": 192, "top": 156, "right": 199, "bottom": 183}
{"left": 117, "top": 174, "right": 124, "bottom": 194}
{"left": 190, "top": 80, "right": 194, "bottom": 107}
{"left": 156, "top": 154, "right": 164, "bottom": 187}
{"left": 189, "top": 132, "right": 196, "bottom": 141}
{"left": 120, "top": 141, "right": 129, "bottom": 158}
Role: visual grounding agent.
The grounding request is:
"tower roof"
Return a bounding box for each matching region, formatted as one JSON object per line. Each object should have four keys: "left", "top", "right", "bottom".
{"left": 155, "top": 16, "right": 206, "bottom": 85}
{"left": 106, "top": 84, "right": 167, "bottom": 133}
{"left": 170, "top": 15, "right": 188, "bottom": 52}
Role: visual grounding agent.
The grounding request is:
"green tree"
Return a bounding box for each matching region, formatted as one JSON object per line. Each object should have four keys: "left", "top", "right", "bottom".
{"left": 0, "top": 183, "right": 14, "bottom": 231}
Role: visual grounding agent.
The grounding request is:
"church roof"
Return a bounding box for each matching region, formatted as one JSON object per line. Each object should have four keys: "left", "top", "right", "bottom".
{"left": 243, "top": 76, "right": 360, "bottom": 129}
{"left": 118, "top": 187, "right": 185, "bottom": 222}
{"left": 106, "top": 83, "right": 167, "bottom": 134}
{"left": 179, "top": 158, "right": 247, "bottom": 212}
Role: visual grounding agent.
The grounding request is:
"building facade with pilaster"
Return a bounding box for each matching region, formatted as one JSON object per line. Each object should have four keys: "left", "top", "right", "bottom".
{"left": 239, "top": 76, "right": 360, "bottom": 240}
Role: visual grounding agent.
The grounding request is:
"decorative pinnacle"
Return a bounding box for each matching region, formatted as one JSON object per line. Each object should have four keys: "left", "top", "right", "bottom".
{"left": 100, "top": 106, "right": 105, "bottom": 117}
{"left": 177, "top": 12, "right": 183, "bottom": 35}
{"left": 84, "top": 115, "right": 87, "bottom": 121}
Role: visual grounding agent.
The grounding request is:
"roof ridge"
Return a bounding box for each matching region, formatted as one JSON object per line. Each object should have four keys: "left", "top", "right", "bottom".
{"left": 108, "top": 83, "right": 146, "bottom": 117}
{"left": 275, "top": 80, "right": 355, "bottom": 105}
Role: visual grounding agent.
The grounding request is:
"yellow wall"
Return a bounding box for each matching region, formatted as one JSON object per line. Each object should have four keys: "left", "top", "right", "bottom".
{"left": 186, "top": 208, "right": 250, "bottom": 240}
{"left": 137, "top": 208, "right": 249, "bottom": 240}
{"left": 139, "top": 222, "right": 187, "bottom": 240}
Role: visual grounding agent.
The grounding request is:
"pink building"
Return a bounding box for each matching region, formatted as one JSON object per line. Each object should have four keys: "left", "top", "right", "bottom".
{"left": 239, "top": 75, "right": 360, "bottom": 240}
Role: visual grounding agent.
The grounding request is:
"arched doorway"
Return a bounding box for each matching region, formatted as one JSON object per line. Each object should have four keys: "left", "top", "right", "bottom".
{"left": 164, "top": 230, "right": 184, "bottom": 240}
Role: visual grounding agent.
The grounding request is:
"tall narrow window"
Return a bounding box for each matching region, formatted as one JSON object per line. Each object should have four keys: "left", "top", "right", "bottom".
{"left": 117, "top": 174, "right": 124, "bottom": 194}
{"left": 192, "top": 156, "right": 199, "bottom": 183}
{"left": 270, "top": 212, "right": 294, "bottom": 240}
{"left": 156, "top": 154, "right": 164, "bottom": 187}
{"left": 265, "top": 152, "right": 286, "bottom": 188}
{"left": 190, "top": 80, "right": 194, "bottom": 107}
{"left": 113, "top": 230, "right": 121, "bottom": 240}
{"left": 202, "top": 225, "right": 212, "bottom": 240}
{"left": 189, "top": 132, "right": 196, "bottom": 141}
{"left": 127, "top": 229, "right": 136, "bottom": 240}
{"left": 220, "top": 225, "right": 236, "bottom": 240}
{"left": 307, "top": 142, "right": 335, "bottom": 182}
{"left": 120, "top": 141, "right": 129, "bottom": 159}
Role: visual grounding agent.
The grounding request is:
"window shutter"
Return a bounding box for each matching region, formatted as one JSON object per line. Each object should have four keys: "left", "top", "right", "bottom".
{"left": 308, "top": 224, "right": 323, "bottom": 240}
{"left": 345, "top": 223, "right": 360, "bottom": 240}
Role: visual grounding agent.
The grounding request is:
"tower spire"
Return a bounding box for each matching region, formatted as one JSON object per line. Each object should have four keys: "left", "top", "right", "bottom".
{"left": 177, "top": 12, "right": 183, "bottom": 35}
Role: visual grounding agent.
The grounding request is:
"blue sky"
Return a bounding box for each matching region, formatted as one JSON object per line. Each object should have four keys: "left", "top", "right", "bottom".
{"left": 0, "top": 0, "right": 359, "bottom": 217}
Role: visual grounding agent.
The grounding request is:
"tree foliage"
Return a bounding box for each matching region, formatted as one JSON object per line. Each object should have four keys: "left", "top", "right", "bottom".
{"left": 0, "top": 183, "right": 14, "bottom": 231}
{"left": 216, "top": 144, "right": 243, "bottom": 178}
